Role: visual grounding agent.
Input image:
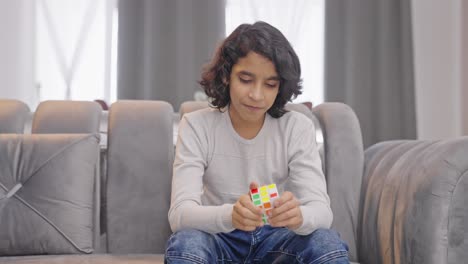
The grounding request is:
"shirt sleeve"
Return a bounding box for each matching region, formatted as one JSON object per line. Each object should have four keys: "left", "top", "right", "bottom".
{"left": 168, "top": 116, "right": 234, "bottom": 234}
{"left": 287, "top": 119, "right": 333, "bottom": 235}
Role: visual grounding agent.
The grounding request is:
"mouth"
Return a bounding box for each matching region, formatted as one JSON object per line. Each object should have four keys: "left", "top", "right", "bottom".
{"left": 243, "top": 104, "right": 264, "bottom": 111}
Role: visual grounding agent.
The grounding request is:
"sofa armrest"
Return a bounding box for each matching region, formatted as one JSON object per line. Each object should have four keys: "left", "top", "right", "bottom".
{"left": 312, "top": 102, "right": 364, "bottom": 262}
{"left": 359, "top": 138, "right": 468, "bottom": 264}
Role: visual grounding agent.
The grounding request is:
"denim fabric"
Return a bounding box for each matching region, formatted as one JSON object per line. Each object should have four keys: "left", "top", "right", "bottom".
{"left": 165, "top": 226, "right": 349, "bottom": 263}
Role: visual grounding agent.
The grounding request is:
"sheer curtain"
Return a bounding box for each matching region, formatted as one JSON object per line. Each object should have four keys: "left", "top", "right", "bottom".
{"left": 0, "top": 0, "right": 36, "bottom": 108}
{"left": 226, "top": 0, "right": 325, "bottom": 106}
{"left": 36, "top": 0, "right": 118, "bottom": 104}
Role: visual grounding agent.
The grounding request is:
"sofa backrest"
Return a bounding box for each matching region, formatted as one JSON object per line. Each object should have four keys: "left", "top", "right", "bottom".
{"left": 106, "top": 100, "right": 173, "bottom": 254}
{"left": 0, "top": 99, "right": 30, "bottom": 133}
{"left": 32, "top": 100, "right": 102, "bottom": 134}
{"left": 179, "top": 101, "right": 209, "bottom": 120}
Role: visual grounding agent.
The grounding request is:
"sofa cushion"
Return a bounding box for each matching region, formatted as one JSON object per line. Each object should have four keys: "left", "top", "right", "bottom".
{"left": 0, "top": 134, "right": 100, "bottom": 255}
{"left": 0, "top": 254, "right": 165, "bottom": 264}
{"left": 0, "top": 254, "right": 358, "bottom": 263}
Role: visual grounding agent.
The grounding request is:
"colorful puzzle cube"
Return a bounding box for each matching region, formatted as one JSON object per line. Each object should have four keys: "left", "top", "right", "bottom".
{"left": 250, "top": 183, "right": 279, "bottom": 224}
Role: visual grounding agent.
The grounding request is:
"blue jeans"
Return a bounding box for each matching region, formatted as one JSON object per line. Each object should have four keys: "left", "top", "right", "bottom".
{"left": 165, "top": 226, "right": 349, "bottom": 263}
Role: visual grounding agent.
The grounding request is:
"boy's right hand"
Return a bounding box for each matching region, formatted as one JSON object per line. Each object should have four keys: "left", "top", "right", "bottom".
{"left": 232, "top": 182, "right": 263, "bottom": 231}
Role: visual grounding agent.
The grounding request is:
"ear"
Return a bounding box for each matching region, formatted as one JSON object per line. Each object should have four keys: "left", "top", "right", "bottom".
{"left": 222, "top": 76, "right": 229, "bottom": 86}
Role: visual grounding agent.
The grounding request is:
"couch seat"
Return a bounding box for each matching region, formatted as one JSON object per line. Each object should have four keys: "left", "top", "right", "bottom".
{"left": 0, "top": 254, "right": 165, "bottom": 264}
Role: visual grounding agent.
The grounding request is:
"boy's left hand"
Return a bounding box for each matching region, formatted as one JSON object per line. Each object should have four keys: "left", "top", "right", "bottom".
{"left": 268, "top": 191, "right": 303, "bottom": 230}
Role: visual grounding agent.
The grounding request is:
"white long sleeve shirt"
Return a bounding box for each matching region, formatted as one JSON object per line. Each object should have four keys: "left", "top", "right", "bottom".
{"left": 168, "top": 107, "right": 332, "bottom": 235}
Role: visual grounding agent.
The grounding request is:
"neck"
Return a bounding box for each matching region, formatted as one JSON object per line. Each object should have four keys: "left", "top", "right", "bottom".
{"left": 228, "top": 108, "right": 265, "bottom": 140}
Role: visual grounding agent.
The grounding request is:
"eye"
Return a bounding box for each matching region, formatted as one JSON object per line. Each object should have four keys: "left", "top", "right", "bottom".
{"left": 239, "top": 77, "right": 252, "bottom": 84}
{"left": 266, "top": 82, "right": 279, "bottom": 88}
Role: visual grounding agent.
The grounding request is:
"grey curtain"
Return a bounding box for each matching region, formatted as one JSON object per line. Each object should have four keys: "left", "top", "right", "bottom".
{"left": 117, "top": 0, "right": 226, "bottom": 110}
{"left": 325, "top": 0, "right": 417, "bottom": 148}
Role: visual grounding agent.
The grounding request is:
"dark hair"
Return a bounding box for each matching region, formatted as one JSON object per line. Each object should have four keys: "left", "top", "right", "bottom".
{"left": 199, "top": 21, "right": 302, "bottom": 118}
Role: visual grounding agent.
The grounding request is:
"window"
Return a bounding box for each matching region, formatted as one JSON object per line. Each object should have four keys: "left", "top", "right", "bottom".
{"left": 36, "top": 0, "right": 118, "bottom": 104}
{"left": 226, "top": 0, "right": 325, "bottom": 105}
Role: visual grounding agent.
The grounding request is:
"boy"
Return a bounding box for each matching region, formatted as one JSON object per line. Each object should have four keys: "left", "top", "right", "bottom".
{"left": 166, "top": 21, "right": 349, "bottom": 263}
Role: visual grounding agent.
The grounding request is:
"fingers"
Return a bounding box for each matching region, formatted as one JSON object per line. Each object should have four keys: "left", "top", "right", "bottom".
{"left": 232, "top": 194, "right": 263, "bottom": 231}
{"left": 232, "top": 215, "right": 262, "bottom": 231}
{"left": 272, "top": 191, "right": 293, "bottom": 208}
{"left": 268, "top": 206, "right": 302, "bottom": 229}
{"left": 268, "top": 198, "right": 299, "bottom": 222}
{"left": 268, "top": 191, "right": 303, "bottom": 230}
{"left": 239, "top": 194, "right": 263, "bottom": 217}
{"left": 233, "top": 187, "right": 304, "bottom": 231}
{"left": 249, "top": 181, "right": 259, "bottom": 192}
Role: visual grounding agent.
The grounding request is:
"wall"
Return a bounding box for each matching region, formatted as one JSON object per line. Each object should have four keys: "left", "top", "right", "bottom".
{"left": 463, "top": 0, "right": 468, "bottom": 135}
{"left": 412, "top": 0, "right": 467, "bottom": 139}
{"left": 0, "top": 0, "right": 37, "bottom": 108}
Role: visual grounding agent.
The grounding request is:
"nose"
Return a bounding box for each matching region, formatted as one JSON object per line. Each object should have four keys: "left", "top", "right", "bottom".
{"left": 249, "top": 83, "right": 264, "bottom": 101}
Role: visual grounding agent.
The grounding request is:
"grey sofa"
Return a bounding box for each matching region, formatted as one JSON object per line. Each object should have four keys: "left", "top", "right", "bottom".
{"left": 0, "top": 99, "right": 467, "bottom": 264}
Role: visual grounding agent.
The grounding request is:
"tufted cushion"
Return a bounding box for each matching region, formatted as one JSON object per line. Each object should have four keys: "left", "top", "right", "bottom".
{"left": 0, "top": 134, "right": 100, "bottom": 255}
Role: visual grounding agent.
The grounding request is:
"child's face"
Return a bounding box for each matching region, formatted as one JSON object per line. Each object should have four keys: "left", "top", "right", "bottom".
{"left": 228, "top": 51, "right": 280, "bottom": 125}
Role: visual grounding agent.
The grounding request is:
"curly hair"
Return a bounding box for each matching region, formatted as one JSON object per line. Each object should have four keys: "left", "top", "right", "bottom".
{"left": 199, "top": 21, "right": 302, "bottom": 118}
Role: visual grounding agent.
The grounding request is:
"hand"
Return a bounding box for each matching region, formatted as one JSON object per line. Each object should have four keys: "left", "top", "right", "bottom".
{"left": 268, "top": 191, "right": 303, "bottom": 230}
{"left": 232, "top": 182, "right": 264, "bottom": 231}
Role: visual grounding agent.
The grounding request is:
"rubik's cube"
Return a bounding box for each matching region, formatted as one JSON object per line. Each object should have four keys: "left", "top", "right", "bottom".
{"left": 250, "top": 184, "right": 279, "bottom": 224}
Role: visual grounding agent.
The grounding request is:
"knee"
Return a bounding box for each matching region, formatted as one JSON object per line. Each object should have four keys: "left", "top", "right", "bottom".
{"left": 165, "top": 229, "right": 218, "bottom": 263}
{"left": 309, "top": 228, "right": 348, "bottom": 251}
{"left": 301, "top": 228, "right": 349, "bottom": 261}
